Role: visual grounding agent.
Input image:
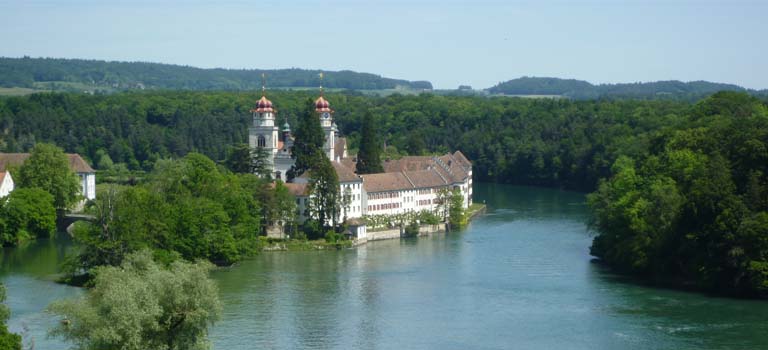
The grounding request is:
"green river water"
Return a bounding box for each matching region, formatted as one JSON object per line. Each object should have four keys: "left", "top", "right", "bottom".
{"left": 2, "top": 183, "right": 767, "bottom": 349}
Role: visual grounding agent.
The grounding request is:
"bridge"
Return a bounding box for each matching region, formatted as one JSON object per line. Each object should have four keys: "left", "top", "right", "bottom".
{"left": 57, "top": 213, "right": 96, "bottom": 233}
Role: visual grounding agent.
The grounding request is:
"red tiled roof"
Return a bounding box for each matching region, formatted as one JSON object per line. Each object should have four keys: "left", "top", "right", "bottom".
{"left": 382, "top": 153, "right": 470, "bottom": 184}
{"left": 404, "top": 169, "right": 449, "bottom": 188}
{"left": 334, "top": 137, "right": 347, "bottom": 160}
{"left": 382, "top": 156, "right": 434, "bottom": 173}
{"left": 0, "top": 153, "right": 94, "bottom": 173}
{"left": 332, "top": 161, "right": 361, "bottom": 183}
{"left": 361, "top": 172, "right": 413, "bottom": 193}
{"left": 284, "top": 182, "right": 309, "bottom": 197}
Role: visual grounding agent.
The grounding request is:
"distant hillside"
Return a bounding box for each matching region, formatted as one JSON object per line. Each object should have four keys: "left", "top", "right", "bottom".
{"left": 0, "top": 57, "right": 432, "bottom": 93}
{"left": 488, "top": 76, "right": 761, "bottom": 100}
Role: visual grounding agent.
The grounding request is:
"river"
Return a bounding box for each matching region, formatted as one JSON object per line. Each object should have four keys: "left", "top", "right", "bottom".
{"left": 2, "top": 184, "right": 767, "bottom": 349}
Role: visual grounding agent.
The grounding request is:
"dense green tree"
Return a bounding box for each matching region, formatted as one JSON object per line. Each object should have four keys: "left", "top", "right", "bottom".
{"left": 0, "top": 284, "right": 21, "bottom": 350}
{"left": 50, "top": 250, "right": 222, "bottom": 350}
{"left": 0, "top": 57, "right": 431, "bottom": 91}
{"left": 355, "top": 111, "right": 384, "bottom": 174}
{"left": 448, "top": 188, "right": 467, "bottom": 228}
{"left": 589, "top": 92, "right": 768, "bottom": 297}
{"left": 224, "top": 143, "right": 252, "bottom": 174}
{"left": 67, "top": 153, "right": 266, "bottom": 280}
{"left": 307, "top": 153, "right": 340, "bottom": 228}
{"left": 0, "top": 188, "right": 56, "bottom": 245}
{"left": 17, "top": 143, "right": 81, "bottom": 209}
{"left": 289, "top": 99, "right": 326, "bottom": 179}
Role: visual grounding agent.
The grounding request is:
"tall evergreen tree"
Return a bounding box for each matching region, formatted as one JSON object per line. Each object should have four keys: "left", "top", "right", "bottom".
{"left": 307, "top": 153, "right": 340, "bottom": 228}
{"left": 356, "top": 111, "right": 384, "bottom": 174}
{"left": 289, "top": 99, "right": 325, "bottom": 180}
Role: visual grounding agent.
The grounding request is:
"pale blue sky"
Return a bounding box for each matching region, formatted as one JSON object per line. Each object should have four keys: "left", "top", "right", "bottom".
{"left": 0, "top": 0, "right": 765, "bottom": 89}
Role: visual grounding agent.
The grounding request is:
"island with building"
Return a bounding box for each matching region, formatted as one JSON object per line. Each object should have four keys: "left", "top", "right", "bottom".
{"left": 248, "top": 84, "right": 476, "bottom": 243}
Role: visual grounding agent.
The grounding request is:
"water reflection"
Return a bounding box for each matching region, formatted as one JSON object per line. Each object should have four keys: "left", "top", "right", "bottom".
{"left": 2, "top": 184, "right": 768, "bottom": 350}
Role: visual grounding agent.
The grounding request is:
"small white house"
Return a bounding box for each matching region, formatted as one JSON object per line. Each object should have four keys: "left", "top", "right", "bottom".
{"left": 0, "top": 153, "right": 96, "bottom": 201}
{"left": 0, "top": 171, "right": 14, "bottom": 198}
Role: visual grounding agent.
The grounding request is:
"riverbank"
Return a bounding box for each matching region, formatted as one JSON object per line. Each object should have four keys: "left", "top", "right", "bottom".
{"left": 261, "top": 204, "right": 488, "bottom": 251}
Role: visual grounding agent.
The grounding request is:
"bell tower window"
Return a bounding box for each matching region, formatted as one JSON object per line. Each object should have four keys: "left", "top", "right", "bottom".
{"left": 257, "top": 135, "right": 266, "bottom": 148}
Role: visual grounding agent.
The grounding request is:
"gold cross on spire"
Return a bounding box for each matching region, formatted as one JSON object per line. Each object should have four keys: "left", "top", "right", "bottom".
{"left": 319, "top": 72, "right": 324, "bottom": 96}
{"left": 261, "top": 73, "right": 266, "bottom": 96}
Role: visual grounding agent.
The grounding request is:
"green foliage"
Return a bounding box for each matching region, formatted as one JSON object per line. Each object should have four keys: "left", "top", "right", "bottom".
{"left": 50, "top": 250, "right": 221, "bottom": 350}
{"left": 0, "top": 57, "right": 431, "bottom": 91}
{"left": 355, "top": 111, "right": 384, "bottom": 174}
{"left": 589, "top": 92, "right": 768, "bottom": 297}
{"left": 488, "top": 76, "right": 754, "bottom": 100}
{"left": 67, "top": 153, "right": 271, "bottom": 280}
{"left": 307, "top": 153, "right": 340, "bottom": 228}
{"left": 289, "top": 99, "right": 326, "bottom": 179}
{"left": 17, "top": 143, "right": 81, "bottom": 209}
{"left": 404, "top": 221, "right": 420, "bottom": 237}
{"left": 0, "top": 188, "right": 56, "bottom": 245}
{"left": 0, "top": 90, "right": 694, "bottom": 192}
{"left": 448, "top": 188, "right": 467, "bottom": 228}
{"left": 224, "top": 143, "right": 272, "bottom": 178}
{"left": 224, "top": 143, "right": 253, "bottom": 174}
{"left": 0, "top": 284, "right": 22, "bottom": 350}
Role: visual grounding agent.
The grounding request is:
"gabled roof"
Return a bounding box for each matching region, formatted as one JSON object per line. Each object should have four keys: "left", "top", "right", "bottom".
{"left": 404, "top": 169, "right": 449, "bottom": 189}
{"left": 332, "top": 161, "right": 361, "bottom": 183}
{"left": 334, "top": 137, "right": 347, "bottom": 161}
{"left": 284, "top": 182, "right": 309, "bottom": 197}
{"left": 68, "top": 154, "right": 96, "bottom": 173}
{"left": 453, "top": 150, "right": 472, "bottom": 167}
{"left": 382, "top": 152, "right": 470, "bottom": 184}
{"left": 361, "top": 172, "right": 413, "bottom": 193}
{"left": 0, "top": 153, "right": 95, "bottom": 173}
{"left": 0, "top": 154, "right": 29, "bottom": 172}
{"left": 382, "top": 156, "right": 434, "bottom": 173}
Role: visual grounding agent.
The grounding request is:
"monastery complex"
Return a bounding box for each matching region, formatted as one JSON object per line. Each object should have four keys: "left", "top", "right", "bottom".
{"left": 248, "top": 89, "right": 473, "bottom": 234}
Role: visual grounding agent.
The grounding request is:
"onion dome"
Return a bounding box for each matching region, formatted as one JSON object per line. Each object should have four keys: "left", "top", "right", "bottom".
{"left": 282, "top": 121, "right": 291, "bottom": 132}
{"left": 250, "top": 95, "right": 274, "bottom": 113}
{"left": 314, "top": 96, "right": 332, "bottom": 113}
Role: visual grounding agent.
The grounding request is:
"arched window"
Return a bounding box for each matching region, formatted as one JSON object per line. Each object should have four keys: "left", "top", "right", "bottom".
{"left": 257, "top": 135, "right": 266, "bottom": 148}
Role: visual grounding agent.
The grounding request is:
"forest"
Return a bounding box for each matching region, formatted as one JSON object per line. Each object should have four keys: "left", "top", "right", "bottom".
{"left": 0, "top": 57, "right": 432, "bottom": 92}
{"left": 0, "top": 89, "right": 767, "bottom": 297}
{"left": 0, "top": 90, "right": 696, "bottom": 192}
{"left": 589, "top": 92, "right": 768, "bottom": 297}
{"left": 488, "top": 76, "right": 768, "bottom": 100}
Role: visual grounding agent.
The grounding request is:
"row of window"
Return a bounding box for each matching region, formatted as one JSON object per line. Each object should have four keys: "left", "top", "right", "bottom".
{"left": 369, "top": 191, "right": 400, "bottom": 200}
{"left": 368, "top": 202, "right": 402, "bottom": 211}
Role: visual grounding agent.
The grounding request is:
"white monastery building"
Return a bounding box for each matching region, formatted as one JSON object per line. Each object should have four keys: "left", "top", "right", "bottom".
{"left": 248, "top": 88, "right": 472, "bottom": 226}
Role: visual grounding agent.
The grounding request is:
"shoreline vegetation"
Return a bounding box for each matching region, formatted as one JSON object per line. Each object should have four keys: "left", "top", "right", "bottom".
{"left": 0, "top": 86, "right": 766, "bottom": 349}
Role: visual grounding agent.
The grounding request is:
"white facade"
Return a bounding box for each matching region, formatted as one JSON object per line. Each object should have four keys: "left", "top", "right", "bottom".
{"left": 0, "top": 172, "right": 14, "bottom": 198}
{"left": 80, "top": 172, "right": 96, "bottom": 200}
{"left": 340, "top": 180, "right": 364, "bottom": 220}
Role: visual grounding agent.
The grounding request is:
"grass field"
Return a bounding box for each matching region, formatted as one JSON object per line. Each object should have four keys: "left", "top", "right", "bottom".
{"left": 0, "top": 87, "right": 46, "bottom": 96}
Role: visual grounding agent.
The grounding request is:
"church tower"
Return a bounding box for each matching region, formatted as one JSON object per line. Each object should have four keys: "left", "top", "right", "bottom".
{"left": 315, "top": 73, "right": 338, "bottom": 161}
{"left": 249, "top": 76, "right": 279, "bottom": 175}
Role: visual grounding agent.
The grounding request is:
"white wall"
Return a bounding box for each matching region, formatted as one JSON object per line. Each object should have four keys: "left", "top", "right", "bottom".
{"left": 0, "top": 172, "right": 14, "bottom": 198}
{"left": 340, "top": 181, "right": 364, "bottom": 219}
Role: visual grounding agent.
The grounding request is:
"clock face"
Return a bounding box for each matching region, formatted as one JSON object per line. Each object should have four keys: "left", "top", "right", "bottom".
{"left": 322, "top": 112, "right": 330, "bottom": 119}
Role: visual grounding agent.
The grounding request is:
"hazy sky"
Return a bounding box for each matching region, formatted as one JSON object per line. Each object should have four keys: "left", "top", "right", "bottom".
{"left": 0, "top": 0, "right": 765, "bottom": 89}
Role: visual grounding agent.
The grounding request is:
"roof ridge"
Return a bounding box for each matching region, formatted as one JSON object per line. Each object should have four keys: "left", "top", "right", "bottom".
{"left": 433, "top": 167, "right": 448, "bottom": 184}
{"left": 401, "top": 171, "right": 415, "bottom": 188}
